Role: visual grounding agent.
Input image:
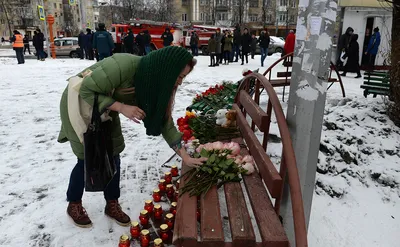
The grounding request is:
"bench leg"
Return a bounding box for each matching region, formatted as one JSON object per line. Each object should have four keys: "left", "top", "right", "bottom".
{"left": 363, "top": 89, "right": 368, "bottom": 98}
{"left": 373, "top": 94, "right": 377, "bottom": 98}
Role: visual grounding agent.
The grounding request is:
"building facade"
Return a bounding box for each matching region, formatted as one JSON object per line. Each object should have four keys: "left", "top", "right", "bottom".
{"left": 339, "top": 0, "right": 393, "bottom": 66}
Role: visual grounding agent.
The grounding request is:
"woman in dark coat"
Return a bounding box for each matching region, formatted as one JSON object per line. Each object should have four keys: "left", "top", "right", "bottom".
{"left": 341, "top": 34, "right": 362, "bottom": 78}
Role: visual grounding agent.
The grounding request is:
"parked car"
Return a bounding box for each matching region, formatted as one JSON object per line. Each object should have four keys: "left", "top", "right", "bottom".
{"left": 254, "top": 36, "right": 285, "bottom": 55}
{"left": 50, "top": 37, "right": 80, "bottom": 58}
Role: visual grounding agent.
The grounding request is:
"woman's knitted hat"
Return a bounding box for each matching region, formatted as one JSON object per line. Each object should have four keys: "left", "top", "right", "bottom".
{"left": 134, "top": 46, "right": 193, "bottom": 136}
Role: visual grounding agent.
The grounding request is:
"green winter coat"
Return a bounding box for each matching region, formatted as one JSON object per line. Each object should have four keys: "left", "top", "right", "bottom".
{"left": 208, "top": 38, "right": 217, "bottom": 54}
{"left": 57, "top": 53, "right": 182, "bottom": 160}
{"left": 223, "top": 36, "right": 233, "bottom": 52}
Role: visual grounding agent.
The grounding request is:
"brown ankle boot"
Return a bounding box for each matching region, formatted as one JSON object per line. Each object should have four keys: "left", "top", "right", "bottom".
{"left": 67, "top": 201, "right": 92, "bottom": 228}
{"left": 105, "top": 200, "right": 131, "bottom": 226}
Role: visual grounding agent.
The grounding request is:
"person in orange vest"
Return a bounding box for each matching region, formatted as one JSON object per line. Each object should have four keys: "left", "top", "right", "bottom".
{"left": 11, "top": 30, "right": 24, "bottom": 64}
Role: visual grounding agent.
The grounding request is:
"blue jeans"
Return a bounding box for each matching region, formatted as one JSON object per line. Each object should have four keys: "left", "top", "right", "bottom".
{"left": 145, "top": 45, "right": 151, "bottom": 55}
{"left": 66, "top": 155, "right": 121, "bottom": 202}
{"left": 191, "top": 45, "right": 198, "bottom": 56}
{"left": 99, "top": 52, "right": 111, "bottom": 61}
{"left": 233, "top": 44, "right": 240, "bottom": 61}
{"left": 261, "top": 47, "right": 268, "bottom": 66}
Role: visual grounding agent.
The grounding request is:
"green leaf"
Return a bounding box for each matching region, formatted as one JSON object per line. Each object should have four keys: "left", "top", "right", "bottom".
{"left": 209, "top": 154, "right": 216, "bottom": 163}
{"left": 220, "top": 170, "right": 226, "bottom": 176}
{"left": 200, "top": 148, "right": 209, "bottom": 158}
{"left": 207, "top": 167, "right": 213, "bottom": 174}
{"left": 213, "top": 167, "right": 220, "bottom": 172}
{"left": 226, "top": 158, "right": 234, "bottom": 166}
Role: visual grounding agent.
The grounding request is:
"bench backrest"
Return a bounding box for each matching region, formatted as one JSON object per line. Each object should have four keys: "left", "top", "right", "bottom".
{"left": 235, "top": 72, "right": 307, "bottom": 247}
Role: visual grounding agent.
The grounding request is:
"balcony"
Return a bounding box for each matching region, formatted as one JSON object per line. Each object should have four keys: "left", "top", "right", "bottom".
{"left": 215, "top": 5, "right": 229, "bottom": 11}
{"left": 182, "top": 0, "right": 189, "bottom": 6}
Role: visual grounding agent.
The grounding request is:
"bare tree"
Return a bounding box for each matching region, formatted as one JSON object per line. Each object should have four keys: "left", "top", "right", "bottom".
{"left": 0, "top": 0, "right": 31, "bottom": 37}
{"left": 231, "top": 0, "right": 249, "bottom": 26}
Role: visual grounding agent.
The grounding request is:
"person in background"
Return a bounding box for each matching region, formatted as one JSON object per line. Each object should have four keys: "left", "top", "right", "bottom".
{"left": 283, "top": 30, "right": 295, "bottom": 63}
{"left": 223, "top": 31, "right": 233, "bottom": 65}
{"left": 161, "top": 28, "right": 173, "bottom": 47}
{"left": 93, "top": 23, "right": 114, "bottom": 61}
{"left": 135, "top": 30, "right": 145, "bottom": 56}
{"left": 143, "top": 30, "right": 151, "bottom": 55}
{"left": 208, "top": 34, "right": 216, "bottom": 67}
{"left": 94, "top": 28, "right": 99, "bottom": 61}
{"left": 233, "top": 24, "right": 241, "bottom": 62}
{"left": 258, "top": 30, "right": 270, "bottom": 67}
{"left": 336, "top": 27, "right": 354, "bottom": 69}
{"left": 341, "top": 34, "right": 362, "bottom": 78}
{"left": 190, "top": 31, "right": 199, "bottom": 56}
{"left": 124, "top": 29, "right": 134, "bottom": 54}
{"left": 23, "top": 34, "right": 31, "bottom": 55}
{"left": 58, "top": 46, "right": 206, "bottom": 228}
{"left": 35, "top": 29, "right": 46, "bottom": 61}
{"left": 78, "top": 30, "right": 86, "bottom": 59}
{"left": 219, "top": 30, "right": 226, "bottom": 64}
{"left": 250, "top": 33, "right": 257, "bottom": 59}
{"left": 1, "top": 37, "right": 4, "bottom": 44}
{"left": 11, "top": 30, "right": 24, "bottom": 64}
{"left": 85, "top": 29, "right": 94, "bottom": 60}
{"left": 214, "top": 28, "right": 223, "bottom": 66}
{"left": 365, "top": 27, "right": 381, "bottom": 71}
{"left": 361, "top": 28, "right": 371, "bottom": 66}
{"left": 240, "top": 28, "right": 252, "bottom": 65}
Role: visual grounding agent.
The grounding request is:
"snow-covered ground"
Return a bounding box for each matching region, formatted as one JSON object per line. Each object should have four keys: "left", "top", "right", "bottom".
{"left": 0, "top": 53, "right": 399, "bottom": 247}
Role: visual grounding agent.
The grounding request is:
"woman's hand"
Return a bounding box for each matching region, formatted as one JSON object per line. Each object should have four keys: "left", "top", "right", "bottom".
{"left": 120, "top": 104, "right": 146, "bottom": 123}
{"left": 183, "top": 155, "right": 208, "bottom": 168}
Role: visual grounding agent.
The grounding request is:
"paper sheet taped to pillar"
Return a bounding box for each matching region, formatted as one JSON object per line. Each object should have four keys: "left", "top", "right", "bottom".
{"left": 299, "top": 0, "right": 309, "bottom": 7}
{"left": 310, "top": 17, "right": 322, "bottom": 35}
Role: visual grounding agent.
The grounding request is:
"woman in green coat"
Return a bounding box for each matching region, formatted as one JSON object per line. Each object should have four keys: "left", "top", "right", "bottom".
{"left": 58, "top": 46, "right": 206, "bottom": 228}
{"left": 223, "top": 31, "right": 233, "bottom": 65}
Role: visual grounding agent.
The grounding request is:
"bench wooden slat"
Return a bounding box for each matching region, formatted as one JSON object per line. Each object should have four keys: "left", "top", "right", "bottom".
{"left": 200, "top": 186, "right": 225, "bottom": 244}
{"left": 276, "top": 72, "right": 291, "bottom": 78}
{"left": 360, "top": 85, "right": 390, "bottom": 91}
{"left": 327, "top": 78, "right": 338, "bottom": 82}
{"left": 363, "top": 81, "right": 390, "bottom": 87}
{"left": 232, "top": 137, "right": 289, "bottom": 247}
{"left": 173, "top": 164, "right": 199, "bottom": 247}
{"left": 366, "top": 89, "right": 390, "bottom": 95}
{"left": 364, "top": 76, "right": 389, "bottom": 82}
{"left": 269, "top": 79, "right": 291, "bottom": 87}
{"left": 239, "top": 91, "right": 270, "bottom": 132}
{"left": 232, "top": 104, "right": 282, "bottom": 198}
{"left": 224, "top": 182, "right": 256, "bottom": 247}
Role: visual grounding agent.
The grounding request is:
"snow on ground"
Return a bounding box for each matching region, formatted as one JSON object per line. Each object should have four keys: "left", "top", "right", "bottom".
{"left": 0, "top": 52, "right": 399, "bottom": 247}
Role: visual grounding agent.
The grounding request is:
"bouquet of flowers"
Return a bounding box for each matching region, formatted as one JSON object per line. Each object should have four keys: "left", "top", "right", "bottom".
{"left": 177, "top": 111, "right": 197, "bottom": 142}
{"left": 180, "top": 141, "right": 256, "bottom": 197}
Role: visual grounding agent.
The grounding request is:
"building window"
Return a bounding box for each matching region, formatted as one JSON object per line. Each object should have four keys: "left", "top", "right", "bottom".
{"left": 217, "top": 12, "right": 228, "bottom": 21}
{"left": 249, "top": 14, "right": 258, "bottom": 22}
{"left": 217, "top": 0, "right": 227, "bottom": 6}
{"left": 200, "top": 0, "right": 209, "bottom": 5}
{"left": 266, "top": 14, "right": 272, "bottom": 22}
{"left": 60, "top": 3, "right": 62, "bottom": 9}
{"left": 279, "top": 0, "right": 288, "bottom": 6}
{"left": 61, "top": 12, "right": 63, "bottom": 16}
{"left": 233, "top": 0, "right": 239, "bottom": 6}
{"left": 249, "top": 0, "right": 258, "bottom": 7}
{"left": 182, "top": 13, "right": 187, "bottom": 21}
{"left": 54, "top": 3, "right": 57, "bottom": 8}
{"left": 289, "top": 15, "right": 295, "bottom": 23}
{"left": 279, "top": 13, "right": 287, "bottom": 22}
{"left": 200, "top": 13, "right": 210, "bottom": 21}
{"left": 290, "top": 0, "right": 296, "bottom": 7}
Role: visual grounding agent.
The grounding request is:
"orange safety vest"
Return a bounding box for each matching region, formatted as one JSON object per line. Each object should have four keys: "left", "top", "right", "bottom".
{"left": 13, "top": 34, "right": 24, "bottom": 48}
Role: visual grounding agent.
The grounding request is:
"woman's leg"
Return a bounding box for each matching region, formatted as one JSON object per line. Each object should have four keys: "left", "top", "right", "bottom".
{"left": 103, "top": 155, "right": 121, "bottom": 201}
{"left": 66, "top": 159, "right": 85, "bottom": 202}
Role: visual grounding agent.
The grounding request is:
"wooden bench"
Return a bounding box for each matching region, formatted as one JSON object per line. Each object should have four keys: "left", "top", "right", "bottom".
{"left": 173, "top": 73, "right": 308, "bottom": 247}
{"left": 360, "top": 71, "right": 390, "bottom": 98}
{"left": 262, "top": 53, "right": 346, "bottom": 100}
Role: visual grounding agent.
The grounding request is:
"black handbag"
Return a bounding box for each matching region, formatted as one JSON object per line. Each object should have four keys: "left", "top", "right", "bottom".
{"left": 83, "top": 93, "right": 116, "bottom": 192}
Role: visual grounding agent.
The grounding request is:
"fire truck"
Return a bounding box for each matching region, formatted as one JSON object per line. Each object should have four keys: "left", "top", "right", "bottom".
{"left": 110, "top": 19, "right": 184, "bottom": 53}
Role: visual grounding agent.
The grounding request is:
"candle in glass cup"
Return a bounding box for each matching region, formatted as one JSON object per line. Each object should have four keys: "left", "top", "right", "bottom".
{"left": 140, "top": 229, "right": 150, "bottom": 247}
{"left": 159, "top": 224, "right": 170, "bottom": 243}
{"left": 164, "top": 172, "right": 172, "bottom": 184}
{"left": 158, "top": 179, "right": 166, "bottom": 193}
{"left": 118, "top": 234, "right": 130, "bottom": 247}
{"left": 165, "top": 213, "right": 175, "bottom": 229}
{"left": 176, "top": 179, "right": 180, "bottom": 190}
{"left": 130, "top": 221, "right": 141, "bottom": 239}
{"left": 166, "top": 184, "right": 174, "bottom": 200}
{"left": 153, "top": 189, "right": 161, "bottom": 202}
{"left": 169, "top": 202, "right": 177, "bottom": 216}
{"left": 144, "top": 200, "right": 154, "bottom": 214}
{"left": 170, "top": 165, "right": 179, "bottom": 177}
{"left": 153, "top": 204, "right": 163, "bottom": 221}
{"left": 139, "top": 210, "right": 149, "bottom": 228}
{"left": 153, "top": 238, "right": 164, "bottom": 247}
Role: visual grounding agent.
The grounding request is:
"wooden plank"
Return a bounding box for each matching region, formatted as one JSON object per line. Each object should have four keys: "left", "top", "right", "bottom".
{"left": 224, "top": 182, "right": 256, "bottom": 247}
{"left": 173, "top": 164, "right": 199, "bottom": 247}
{"left": 233, "top": 137, "right": 289, "bottom": 247}
{"left": 232, "top": 105, "right": 282, "bottom": 198}
{"left": 367, "top": 89, "right": 390, "bottom": 95}
{"left": 276, "top": 72, "right": 291, "bottom": 78}
{"left": 360, "top": 85, "right": 390, "bottom": 91}
{"left": 327, "top": 78, "right": 338, "bottom": 82}
{"left": 200, "top": 186, "right": 225, "bottom": 246}
{"left": 365, "top": 76, "right": 389, "bottom": 82}
{"left": 283, "top": 61, "right": 292, "bottom": 67}
{"left": 269, "top": 79, "right": 291, "bottom": 87}
{"left": 363, "top": 82, "right": 390, "bottom": 87}
{"left": 239, "top": 91, "right": 269, "bottom": 132}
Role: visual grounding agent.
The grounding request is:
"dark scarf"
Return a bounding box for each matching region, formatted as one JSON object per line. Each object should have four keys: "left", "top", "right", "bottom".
{"left": 134, "top": 46, "right": 193, "bottom": 136}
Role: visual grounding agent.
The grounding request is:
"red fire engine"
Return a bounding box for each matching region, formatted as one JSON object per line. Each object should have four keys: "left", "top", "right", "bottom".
{"left": 110, "top": 19, "right": 184, "bottom": 53}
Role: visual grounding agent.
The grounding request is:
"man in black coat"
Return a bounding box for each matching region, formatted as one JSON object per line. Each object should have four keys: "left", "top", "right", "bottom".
{"left": 241, "top": 28, "right": 252, "bottom": 65}
{"left": 34, "top": 29, "right": 45, "bottom": 60}
{"left": 124, "top": 29, "right": 134, "bottom": 54}
{"left": 136, "top": 30, "right": 145, "bottom": 56}
{"left": 161, "top": 28, "right": 173, "bottom": 47}
{"left": 23, "top": 34, "right": 31, "bottom": 55}
{"left": 233, "top": 24, "right": 241, "bottom": 62}
{"left": 78, "top": 30, "right": 85, "bottom": 59}
{"left": 336, "top": 27, "right": 354, "bottom": 69}
{"left": 143, "top": 30, "right": 151, "bottom": 54}
{"left": 258, "top": 30, "right": 270, "bottom": 67}
{"left": 85, "top": 29, "right": 94, "bottom": 60}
